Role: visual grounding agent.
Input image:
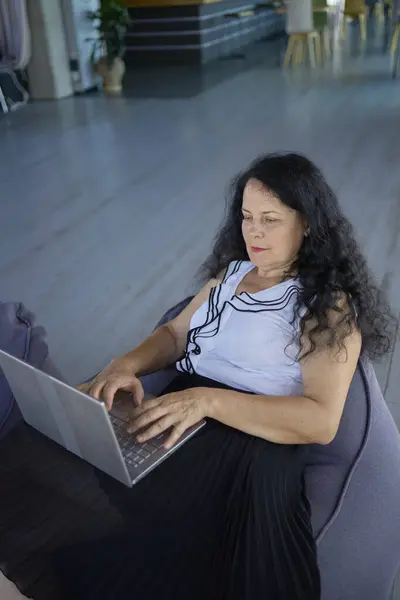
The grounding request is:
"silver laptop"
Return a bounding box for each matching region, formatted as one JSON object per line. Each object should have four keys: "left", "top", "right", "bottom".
{"left": 0, "top": 349, "right": 205, "bottom": 487}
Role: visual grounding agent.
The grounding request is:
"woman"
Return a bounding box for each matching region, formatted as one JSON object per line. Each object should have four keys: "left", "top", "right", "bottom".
{"left": 73, "top": 153, "right": 392, "bottom": 600}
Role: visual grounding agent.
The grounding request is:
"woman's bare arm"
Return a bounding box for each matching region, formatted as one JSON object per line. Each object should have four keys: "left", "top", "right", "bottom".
{"left": 129, "top": 298, "right": 362, "bottom": 447}
{"left": 81, "top": 274, "right": 225, "bottom": 408}
{"left": 199, "top": 301, "right": 362, "bottom": 445}
{"left": 126, "top": 277, "right": 221, "bottom": 377}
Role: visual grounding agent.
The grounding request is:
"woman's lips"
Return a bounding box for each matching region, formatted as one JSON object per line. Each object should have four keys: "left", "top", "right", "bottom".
{"left": 250, "top": 246, "right": 266, "bottom": 253}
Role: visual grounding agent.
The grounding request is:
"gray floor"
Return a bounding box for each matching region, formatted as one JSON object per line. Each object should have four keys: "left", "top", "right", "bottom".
{"left": 1, "top": 31, "right": 400, "bottom": 399}
{"left": 1, "top": 17, "right": 400, "bottom": 599}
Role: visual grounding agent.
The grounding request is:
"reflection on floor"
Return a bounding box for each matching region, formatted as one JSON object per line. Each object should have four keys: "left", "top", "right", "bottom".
{"left": 122, "top": 34, "right": 285, "bottom": 99}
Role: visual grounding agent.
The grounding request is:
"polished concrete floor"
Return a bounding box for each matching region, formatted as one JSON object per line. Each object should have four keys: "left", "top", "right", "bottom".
{"left": 1, "top": 15, "right": 400, "bottom": 599}
{"left": 1, "top": 23, "right": 400, "bottom": 401}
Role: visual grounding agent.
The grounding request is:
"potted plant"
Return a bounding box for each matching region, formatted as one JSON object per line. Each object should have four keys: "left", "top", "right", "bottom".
{"left": 87, "top": 0, "right": 132, "bottom": 94}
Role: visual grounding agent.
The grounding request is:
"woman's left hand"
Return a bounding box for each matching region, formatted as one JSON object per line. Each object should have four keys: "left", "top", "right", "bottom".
{"left": 127, "top": 388, "right": 210, "bottom": 449}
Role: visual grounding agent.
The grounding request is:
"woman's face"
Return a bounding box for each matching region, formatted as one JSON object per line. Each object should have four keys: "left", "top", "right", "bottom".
{"left": 241, "top": 178, "right": 307, "bottom": 274}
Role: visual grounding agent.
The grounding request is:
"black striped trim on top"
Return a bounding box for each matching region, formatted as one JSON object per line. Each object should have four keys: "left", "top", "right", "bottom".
{"left": 177, "top": 282, "right": 223, "bottom": 374}
{"left": 177, "top": 260, "right": 302, "bottom": 374}
{"left": 231, "top": 284, "right": 301, "bottom": 312}
{"left": 222, "top": 259, "right": 243, "bottom": 284}
{"left": 177, "top": 261, "right": 242, "bottom": 373}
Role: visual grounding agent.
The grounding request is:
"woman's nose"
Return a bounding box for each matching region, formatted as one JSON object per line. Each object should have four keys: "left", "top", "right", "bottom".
{"left": 249, "top": 223, "right": 264, "bottom": 238}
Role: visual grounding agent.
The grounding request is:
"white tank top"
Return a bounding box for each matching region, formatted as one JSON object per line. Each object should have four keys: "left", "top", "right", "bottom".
{"left": 176, "top": 260, "right": 304, "bottom": 396}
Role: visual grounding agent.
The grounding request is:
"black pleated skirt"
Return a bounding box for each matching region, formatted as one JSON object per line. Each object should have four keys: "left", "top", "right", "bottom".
{"left": 53, "top": 374, "right": 321, "bottom": 600}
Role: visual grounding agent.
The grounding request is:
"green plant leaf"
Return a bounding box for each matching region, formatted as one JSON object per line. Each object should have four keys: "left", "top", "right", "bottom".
{"left": 86, "top": 0, "right": 132, "bottom": 61}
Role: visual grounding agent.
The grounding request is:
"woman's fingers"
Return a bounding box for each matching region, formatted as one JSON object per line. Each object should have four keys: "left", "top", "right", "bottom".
{"left": 131, "top": 379, "right": 145, "bottom": 407}
{"left": 86, "top": 375, "right": 141, "bottom": 410}
{"left": 164, "top": 423, "right": 187, "bottom": 449}
{"left": 76, "top": 382, "right": 91, "bottom": 394}
{"left": 130, "top": 396, "right": 164, "bottom": 417}
{"left": 134, "top": 414, "right": 179, "bottom": 443}
{"left": 88, "top": 378, "right": 106, "bottom": 400}
{"left": 127, "top": 404, "right": 170, "bottom": 434}
{"left": 101, "top": 380, "right": 122, "bottom": 411}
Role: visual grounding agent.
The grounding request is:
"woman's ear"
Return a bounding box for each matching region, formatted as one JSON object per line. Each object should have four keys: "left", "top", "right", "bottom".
{"left": 300, "top": 215, "right": 309, "bottom": 237}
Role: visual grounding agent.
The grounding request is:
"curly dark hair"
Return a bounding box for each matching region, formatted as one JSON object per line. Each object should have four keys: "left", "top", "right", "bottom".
{"left": 198, "top": 153, "right": 395, "bottom": 360}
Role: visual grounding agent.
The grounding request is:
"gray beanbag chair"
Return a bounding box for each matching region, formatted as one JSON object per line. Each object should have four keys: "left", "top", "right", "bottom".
{"left": 0, "top": 302, "right": 62, "bottom": 441}
{"left": 2, "top": 298, "right": 399, "bottom": 599}
{"left": 141, "top": 298, "right": 400, "bottom": 600}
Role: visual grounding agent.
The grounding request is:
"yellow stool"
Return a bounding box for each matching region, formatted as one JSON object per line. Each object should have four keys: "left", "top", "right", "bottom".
{"left": 283, "top": 31, "right": 323, "bottom": 68}
{"left": 391, "top": 21, "right": 400, "bottom": 55}
{"left": 341, "top": 10, "right": 368, "bottom": 41}
{"left": 320, "top": 26, "right": 332, "bottom": 60}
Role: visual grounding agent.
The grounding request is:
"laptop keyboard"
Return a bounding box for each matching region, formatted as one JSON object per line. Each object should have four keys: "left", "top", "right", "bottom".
{"left": 110, "top": 414, "right": 166, "bottom": 469}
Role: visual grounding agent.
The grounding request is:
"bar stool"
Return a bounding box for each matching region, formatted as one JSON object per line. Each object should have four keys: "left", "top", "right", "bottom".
{"left": 283, "top": 0, "right": 323, "bottom": 67}
{"left": 313, "top": 0, "right": 331, "bottom": 60}
{"left": 390, "top": 0, "right": 400, "bottom": 54}
{"left": 387, "top": 0, "right": 395, "bottom": 18}
{"left": 342, "top": 0, "right": 368, "bottom": 40}
{"left": 393, "top": 31, "right": 400, "bottom": 76}
{"left": 391, "top": 21, "right": 400, "bottom": 54}
{"left": 374, "top": 0, "right": 385, "bottom": 20}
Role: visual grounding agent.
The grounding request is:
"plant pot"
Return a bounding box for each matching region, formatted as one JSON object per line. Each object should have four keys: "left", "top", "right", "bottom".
{"left": 96, "top": 56, "right": 126, "bottom": 94}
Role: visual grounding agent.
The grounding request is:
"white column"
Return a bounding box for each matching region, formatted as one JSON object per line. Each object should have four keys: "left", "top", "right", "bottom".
{"left": 26, "top": 0, "right": 73, "bottom": 100}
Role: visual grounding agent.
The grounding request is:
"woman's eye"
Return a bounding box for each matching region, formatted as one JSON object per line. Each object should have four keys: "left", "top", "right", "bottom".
{"left": 242, "top": 214, "right": 278, "bottom": 224}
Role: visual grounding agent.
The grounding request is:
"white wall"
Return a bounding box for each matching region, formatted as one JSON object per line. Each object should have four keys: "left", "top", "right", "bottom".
{"left": 27, "top": 0, "right": 73, "bottom": 100}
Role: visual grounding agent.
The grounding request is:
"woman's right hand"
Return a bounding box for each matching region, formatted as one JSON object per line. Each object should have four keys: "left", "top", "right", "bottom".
{"left": 77, "top": 357, "right": 144, "bottom": 411}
